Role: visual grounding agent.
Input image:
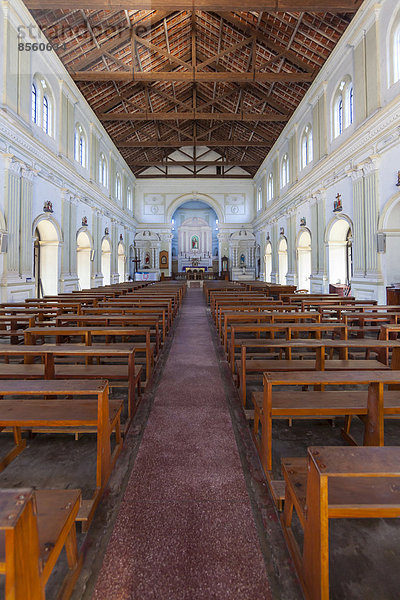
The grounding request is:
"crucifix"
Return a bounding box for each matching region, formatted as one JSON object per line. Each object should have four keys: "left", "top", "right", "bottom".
{"left": 334, "top": 193, "right": 342, "bottom": 212}
{"left": 132, "top": 256, "right": 141, "bottom": 272}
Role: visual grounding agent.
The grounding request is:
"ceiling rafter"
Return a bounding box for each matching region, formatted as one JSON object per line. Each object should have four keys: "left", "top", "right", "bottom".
{"left": 29, "top": 5, "right": 361, "bottom": 178}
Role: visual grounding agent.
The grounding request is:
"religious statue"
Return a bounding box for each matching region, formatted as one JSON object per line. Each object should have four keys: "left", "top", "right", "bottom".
{"left": 240, "top": 253, "right": 246, "bottom": 265}
{"left": 333, "top": 193, "right": 343, "bottom": 212}
{"left": 191, "top": 235, "right": 199, "bottom": 250}
{"left": 43, "top": 200, "right": 53, "bottom": 213}
{"left": 145, "top": 252, "right": 150, "bottom": 266}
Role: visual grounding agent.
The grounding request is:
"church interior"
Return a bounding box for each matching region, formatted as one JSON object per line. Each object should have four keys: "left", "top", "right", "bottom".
{"left": 0, "top": 0, "right": 400, "bottom": 597}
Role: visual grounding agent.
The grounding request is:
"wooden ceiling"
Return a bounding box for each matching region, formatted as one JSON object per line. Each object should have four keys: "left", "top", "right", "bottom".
{"left": 27, "top": 1, "right": 363, "bottom": 178}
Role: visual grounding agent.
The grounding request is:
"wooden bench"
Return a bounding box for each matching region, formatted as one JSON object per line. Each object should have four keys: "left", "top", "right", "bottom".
{"left": 223, "top": 311, "right": 321, "bottom": 354}
{"left": 252, "top": 370, "right": 400, "bottom": 474}
{"left": 0, "top": 379, "right": 122, "bottom": 528}
{"left": 238, "top": 338, "right": 393, "bottom": 407}
{"left": 281, "top": 446, "right": 400, "bottom": 600}
{"left": 0, "top": 487, "right": 82, "bottom": 599}
{"left": 24, "top": 326, "right": 154, "bottom": 384}
{"left": 229, "top": 323, "right": 347, "bottom": 372}
{"left": 0, "top": 344, "right": 142, "bottom": 431}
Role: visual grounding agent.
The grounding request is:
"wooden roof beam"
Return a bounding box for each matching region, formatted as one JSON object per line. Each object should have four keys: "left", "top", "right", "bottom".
{"left": 118, "top": 140, "right": 271, "bottom": 147}
{"left": 98, "top": 111, "right": 289, "bottom": 121}
{"left": 72, "top": 70, "right": 314, "bottom": 83}
{"left": 25, "top": 1, "right": 362, "bottom": 11}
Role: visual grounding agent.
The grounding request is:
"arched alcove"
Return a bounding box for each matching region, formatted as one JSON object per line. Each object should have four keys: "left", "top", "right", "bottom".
{"left": 167, "top": 193, "right": 224, "bottom": 224}
{"left": 264, "top": 242, "right": 272, "bottom": 283}
{"left": 118, "top": 242, "right": 125, "bottom": 282}
{"left": 101, "top": 237, "right": 111, "bottom": 285}
{"left": 328, "top": 218, "right": 353, "bottom": 285}
{"left": 278, "top": 237, "right": 288, "bottom": 285}
{"left": 379, "top": 193, "right": 400, "bottom": 286}
{"left": 297, "top": 229, "right": 312, "bottom": 291}
{"left": 34, "top": 218, "right": 60, "bottom": 296}
{"left": 77, "top": 229, "right": 92, "bottom": 290}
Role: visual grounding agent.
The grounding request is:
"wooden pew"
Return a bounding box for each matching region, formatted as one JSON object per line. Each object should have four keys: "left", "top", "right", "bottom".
{"left": 0, "top": 379, "right": 122, "bottom": 529}
{"left": 0, "top": 344, "right": 142, "bottom": 431}
{"left": 238, "top": 338, "right": 394, "bottom": 407}
{"left": 223, "top": 311, "right": 321, "bottom": 353}
{"left": 229, "top": 322, "right": 347, "bottom": 372}
{"left": 252, "top": 370, "right": 400, "bottom": 474}
{"left": 53, "top": 314, "right": 161, "bottom": 353}
{"left": 24, "top": 326, "right": 154, "bottom": 383}
{"left": 281, "top": 446, "right": 400, "bottom": 600}
{"left": 82, "top": 306, "right": 168, "bottom": 341}
{"left": 0, "top": 488, "right": 82, "bottom": 599}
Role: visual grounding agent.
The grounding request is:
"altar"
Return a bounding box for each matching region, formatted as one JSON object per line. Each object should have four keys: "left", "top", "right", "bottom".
{"left": 135, "top": 270, "right": 159, "bottom": 281}
{"left": 177, "top": 216, "right": 215, "bottom": 272}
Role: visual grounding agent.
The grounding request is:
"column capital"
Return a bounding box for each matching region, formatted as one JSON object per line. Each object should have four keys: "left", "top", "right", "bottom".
{"left": 3, "top": 154, "right": 22, "bottom": 176}
{"left": 348, "top": 167, "right": 364, "bottom": 183}
{"left": 21, "top": 165, "right": 38, "bottom": 182}
{"left": 362, "top": 155, "right": 380, "bottom": 176}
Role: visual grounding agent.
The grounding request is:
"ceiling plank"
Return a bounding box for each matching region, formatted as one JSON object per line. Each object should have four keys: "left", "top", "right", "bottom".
{"left": 196, "top": 34, "right": 255, "bottom": 70}
{"left": 71, "top": 10, "right": 174, "bottom": 71}
{"left": 132, "top": 30, "right": 192, "bottom": 70}
{"left": 216, "top": 11, "right": 316, "bottom": 73}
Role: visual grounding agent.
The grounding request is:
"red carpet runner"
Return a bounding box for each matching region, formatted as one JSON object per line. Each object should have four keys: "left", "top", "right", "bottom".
{"left": 92, "top": 288, "right": 271, "bottom": 599}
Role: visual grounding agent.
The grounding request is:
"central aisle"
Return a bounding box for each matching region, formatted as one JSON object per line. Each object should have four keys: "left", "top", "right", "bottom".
{"left": 93, "top": 288, "right": 271, "bottom": 599}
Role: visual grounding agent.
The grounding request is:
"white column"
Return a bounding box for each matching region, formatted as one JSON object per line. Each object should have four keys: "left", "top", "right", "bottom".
{"left": 20, "top": 166, "right": 35, "bottom": 278}
{"left": 352, "top": 169, "right": 365, "bottom": 278}
{"left": 3, "top": 156, "right": 21, "bottom": 278}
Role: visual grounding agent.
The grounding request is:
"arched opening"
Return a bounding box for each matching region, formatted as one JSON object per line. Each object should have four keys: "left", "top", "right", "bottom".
{"left": 101, "top": 238, "right": 111, "bottom": 285}
{"left": 33, "top": 219, "right": 59, "bottom": 297}
{"left": 172, "top": 200, "right": 218, "bottom": 274}
{"left": 264, "top": 242, "right": 272, "bottom": 283}
{"left": 297, "top": 230, "right": 312, "bottom": 291}
{"left": 278, "top": 237, "right": 288, "bottom": 285}
{"left": 77, "top": 230, "right": 92, "bottom": 290}
{"left": 129, "top": 246, "right": 135, "bottom": 280}
{"left": 328, "top": 219, "right": 353, "bottom": 285}
{"left": 379, "top": 195, "right": 400, "bottom": 286}
{"left": 118, "top": 242, "right": 125, "bottom": 282}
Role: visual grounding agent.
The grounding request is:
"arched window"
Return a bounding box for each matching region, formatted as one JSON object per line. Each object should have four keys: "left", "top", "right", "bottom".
{"left": 116, "top": 172, "right": 122, "bottom": 201}
{"left": 74, "top": 124, "right": 87, "bottom": 168}
{"left": 392, "top": 23, "right": 400, "bottom": 84}
{"left": 267, "top": 173, "right": 274, "bottom": 202}
{"left": 257, "top": 187, "right": 262, "bottom": 212}
{"left": 348, "top": 86, "right": 354, "bottom": 125}
{"left": 31, "top": 76, "right": 54, "bottom": 137}
{"left": 281, "top": 154, "right": 289, "bottom": 188}
{"left": 301, "top": 125, "right": 313, "bottom": 170}
{"left": 42, "top": 96, "right": 49, "bottom": 134}
{"left": 127, "top": 186, "right": 133, "bottom": 211}
{"left": 99, "top": 153, "right": 108, "bottom": 188}
{"left": 31, "top": 83, "right": 38, "bottom": 124}
{"left": 333, "top": 77, "right": 353, "bottom": 139}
